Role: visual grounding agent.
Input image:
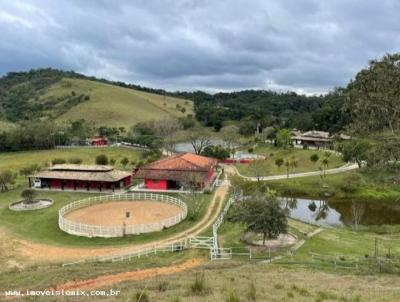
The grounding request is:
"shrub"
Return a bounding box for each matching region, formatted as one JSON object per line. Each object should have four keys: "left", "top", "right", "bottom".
{"left": 21, "top": 189, "right": 38, "bottom": 204}
{"left": 225, "top": 291, "right": 241, "bottom": 302}
{"left": 95, "top": 154, "right": 109, "bottom": 165}
{"left": 203, "top": 188, "right": 212, "bottom": 194}
{"left": 135, "top": 291, "right": 149, "bottom": 302}
{"left": 121, "top": 157, "right": 129, "bottom": 168}
{"left": 110, "top": 158, "right": 116, "bottom": 165}
{"left": 248, "top": 148, "right": 254, "bottom": 153}
{"left": 68, "top": 157, "right": 82, "bottom": 164}
{"left": 20, "top": 164, "right": 41, "bottom": 176}
{"left": 52, "top": 158, "right": 66, "bottom": 165}
{"left": 247, "top": 282, "right": 257, "bottom": 301}
{"left": 157, "top": 281, "right": 168, "bottom": 292}
{"left": 190, "top": 272, "right": 208, "bottom": 295}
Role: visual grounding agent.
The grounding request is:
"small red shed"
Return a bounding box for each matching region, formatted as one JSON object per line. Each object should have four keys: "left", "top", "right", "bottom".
{"left": 91, "top": 136, "right": 108, "bottom": 146}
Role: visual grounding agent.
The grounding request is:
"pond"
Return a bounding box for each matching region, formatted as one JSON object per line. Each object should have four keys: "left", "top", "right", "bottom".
{"left": 174, "top": 140, "right": 227, "bottom": 153}
{"left": 283, "top": 198, "right": 400, "bottom": 226}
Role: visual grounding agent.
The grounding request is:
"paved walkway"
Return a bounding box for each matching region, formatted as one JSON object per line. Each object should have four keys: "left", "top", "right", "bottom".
{"left": 232, "top": 162, "right": 359, "bottom": 181}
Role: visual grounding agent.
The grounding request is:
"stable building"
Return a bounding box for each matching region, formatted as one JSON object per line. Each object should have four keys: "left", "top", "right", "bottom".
{"left": 133, "top": 153, "right": 218, "bottom": 191}
{"left": 29, "top": 164, "right": 131, "bottom": 192}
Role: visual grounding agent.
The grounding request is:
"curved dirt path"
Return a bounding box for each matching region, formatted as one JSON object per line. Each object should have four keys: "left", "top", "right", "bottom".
{"left": 53, "top": 258, "right": 204, "bottom": 291}
{"left": 10, "top": 183, "right": 229, "bottom": 264}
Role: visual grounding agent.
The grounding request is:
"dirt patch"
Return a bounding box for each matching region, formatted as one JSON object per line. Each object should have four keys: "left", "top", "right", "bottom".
{"left": 52, "top": 258, "right": 204, "bottom": 291}
{"left": 65, "top": 201, "right": 183, "bottom": 226}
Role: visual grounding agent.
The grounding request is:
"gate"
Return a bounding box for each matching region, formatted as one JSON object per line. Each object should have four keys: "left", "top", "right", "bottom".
{"left": 189, "top": 236, "right": 214, "bottom": 249}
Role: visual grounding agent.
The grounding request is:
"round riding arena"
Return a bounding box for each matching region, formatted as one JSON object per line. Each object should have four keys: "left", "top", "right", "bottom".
{"left": 59, "top": 193, "right": 187, "bottom": 238}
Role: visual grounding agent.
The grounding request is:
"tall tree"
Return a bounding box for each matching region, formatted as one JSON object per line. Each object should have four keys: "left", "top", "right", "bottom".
{"left": 229, "top": 193, "right": 288, "bottom": 245}
{"left": 346, "top": 53, "right": 400, "bottom": 134}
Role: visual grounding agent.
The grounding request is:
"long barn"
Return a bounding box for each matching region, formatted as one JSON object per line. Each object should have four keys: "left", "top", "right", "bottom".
{"left": 29, "top": 164, "right": 131, "bottom": 192}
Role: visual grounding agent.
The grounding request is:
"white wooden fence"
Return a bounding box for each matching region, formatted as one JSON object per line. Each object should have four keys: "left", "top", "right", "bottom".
{"left": 59, "top": 193, "right": 187, "bottom": 238}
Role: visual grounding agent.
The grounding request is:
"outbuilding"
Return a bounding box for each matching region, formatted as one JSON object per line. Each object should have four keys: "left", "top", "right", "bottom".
{"left": 133, "top": 153, "right": 218, "bottom": 190}
{"left": 29, "top": 164, "right": 131, "bottom": 192}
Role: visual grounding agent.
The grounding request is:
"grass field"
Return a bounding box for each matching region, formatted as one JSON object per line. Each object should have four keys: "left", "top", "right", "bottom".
{"left": 236, "top": 144, "right": 344, "bottom": 177}
{"left": 267, "top": 168, "right": 400, "bottom": 202}
{"left": 2, "top": 253, "right": 400, "bottom": 301}
{"left": 42, "top": 78, "right": 193, "bottom": 127}
{"left": 0, "top": 146, "right": 142, "bottom": 185}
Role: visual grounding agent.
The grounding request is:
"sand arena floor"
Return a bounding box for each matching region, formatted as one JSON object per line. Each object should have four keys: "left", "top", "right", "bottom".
{"left": 65, "top": 201, "right": 183, "bottom": 226}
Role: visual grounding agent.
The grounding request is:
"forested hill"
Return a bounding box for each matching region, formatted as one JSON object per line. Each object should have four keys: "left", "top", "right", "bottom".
{"left": 0, "top": 69, "right": 192, "bottom": 127}
{"left": 0, "top": 68, "right": 349, "bottom": 132}
{"left": 175, "top": 89, "right": 349, "bottom": 133}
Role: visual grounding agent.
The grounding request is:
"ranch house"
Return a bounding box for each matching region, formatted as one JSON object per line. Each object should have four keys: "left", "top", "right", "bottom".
{"left": 133, "top": 153, "right": 218, "bottom": 191}
{"left": 28, "top": 164, "right": 132, "bottom": 192}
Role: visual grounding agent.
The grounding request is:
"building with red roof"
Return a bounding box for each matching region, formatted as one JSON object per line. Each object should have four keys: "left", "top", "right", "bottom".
{"left": 91, "top": 136, "right": 108, "bottom": 146}
{"left": 133, "top": 153, "right": 218, "bottom": 190}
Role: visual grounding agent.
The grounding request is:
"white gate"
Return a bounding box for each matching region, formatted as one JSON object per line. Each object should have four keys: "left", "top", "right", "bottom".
{"left": 189, "top": 236, "right": 214, "bottom": 249}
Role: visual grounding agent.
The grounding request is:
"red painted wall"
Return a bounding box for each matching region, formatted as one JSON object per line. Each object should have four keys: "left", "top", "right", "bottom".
{"left": 50, "top": 179, "right": 61, "bottom": 188}
{"left": 124, "top": 176, "right": 132, "bottom": 187}
{"left": 145, "top": 179, "right": 167, "bottom": 190}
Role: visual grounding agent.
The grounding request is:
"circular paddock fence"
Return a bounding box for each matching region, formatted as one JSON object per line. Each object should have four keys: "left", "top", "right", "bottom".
{"left": 59, "top": 193, "right": 187, "bottom": 238}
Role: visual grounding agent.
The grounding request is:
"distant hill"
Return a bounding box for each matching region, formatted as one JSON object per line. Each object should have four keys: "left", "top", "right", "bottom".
{"left": 0, "top": 69, "right": 192, "bottom": 128}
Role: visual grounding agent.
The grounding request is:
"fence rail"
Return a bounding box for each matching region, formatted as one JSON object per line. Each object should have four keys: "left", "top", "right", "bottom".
{"left": 59, "top": 193, "right": 187, "bottom": 238}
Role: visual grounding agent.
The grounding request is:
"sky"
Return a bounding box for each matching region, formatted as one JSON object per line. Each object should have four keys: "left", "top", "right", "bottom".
{"left": 0, "top": 0, "right": 399, "bottom": 94}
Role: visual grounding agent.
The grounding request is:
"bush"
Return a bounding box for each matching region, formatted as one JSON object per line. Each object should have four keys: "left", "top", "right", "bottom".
{"left": 135, "top": 291, "right": 149, "bottom": 302}
{"left": 20, "top": 164, "right": 41, "bottom": 176}
{"left": 95, "top": 154, "right": 109, "bottom": 165}
{"left": 157, "top": 281, "right": 168, "bottom": 292}
{"left": 110, "top": 158, "right": 116, "bottom": 165}
{"left": 225, "top": 291, "right": 241, "bottom": 302}
{"left": 52, "top": 158, "right": 66, "bottom": 165}
{"left": 68, "top": 157, "right": 82, "bottom": 164}
{"left": 190, "top": 272, "right": 208, "bottom": 295}
{"left": 21, "top": 189, "right": 38, "bottom": 204}
{"left": 121, "top": 157, "right": 129, "bottom": 168}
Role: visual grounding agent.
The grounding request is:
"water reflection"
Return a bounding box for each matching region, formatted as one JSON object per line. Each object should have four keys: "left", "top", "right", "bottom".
{"left": 282, "top": 197, "right": 400, "bottom": 226}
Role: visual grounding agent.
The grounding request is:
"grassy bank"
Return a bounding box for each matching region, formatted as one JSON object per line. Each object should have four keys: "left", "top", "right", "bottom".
{"left": 236, "top": 144, "right": 344, "bottom": 177}
{"left": 266, "top": 168, "right": 400, "bottom": 202}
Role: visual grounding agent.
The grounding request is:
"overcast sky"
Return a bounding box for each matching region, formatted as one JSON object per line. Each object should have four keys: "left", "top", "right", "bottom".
{"left": 0, "top": 0, "right": 399, "bottom": 94}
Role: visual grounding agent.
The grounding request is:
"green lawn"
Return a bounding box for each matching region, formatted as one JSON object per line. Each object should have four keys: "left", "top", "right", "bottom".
{"left": 0, "top": 188, "right": 212, "bottom": 248}
{"left": 235, "top": 144, "right": 344, "bottom": 177}
{"left": 0, "top": 146, "right": 142, "bottom": 185}
{"left": 267, "top": 168, "right": 400, "bottom": 202}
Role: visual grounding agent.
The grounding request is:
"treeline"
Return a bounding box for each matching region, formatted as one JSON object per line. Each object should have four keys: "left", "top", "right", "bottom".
{"left": 174, "top": 88, "right": 349, "bottom": 133}
{"left": 0, "top": 119, "right": 94, "bottom": 152}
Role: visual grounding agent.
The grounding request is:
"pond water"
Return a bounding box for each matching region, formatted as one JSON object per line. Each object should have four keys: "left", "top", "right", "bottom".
{"left": 283, "top": 198, "right": 400, "bottom": 226}
{"left": 174, "top": 141, "right": 260, "bottom": 159}
{"left": 174, "top": 140, "right": 227, "bottom": 153}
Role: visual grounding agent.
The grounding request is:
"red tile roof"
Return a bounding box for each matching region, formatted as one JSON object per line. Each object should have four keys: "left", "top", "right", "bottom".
{"left": 133, "top": 153, "right": 217, "bottom": 181}
{"left": 142, "top": 153, "right": 217, "bottom": 171}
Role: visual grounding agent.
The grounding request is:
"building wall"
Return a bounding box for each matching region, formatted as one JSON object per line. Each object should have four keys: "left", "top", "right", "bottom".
{"left": 145, "top": 179, "right": 167, "bottom": 190}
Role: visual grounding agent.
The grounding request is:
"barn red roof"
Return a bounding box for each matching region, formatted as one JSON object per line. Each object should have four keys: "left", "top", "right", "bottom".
{"left": 133, "top": 153, "right": 217, "bottom": 182}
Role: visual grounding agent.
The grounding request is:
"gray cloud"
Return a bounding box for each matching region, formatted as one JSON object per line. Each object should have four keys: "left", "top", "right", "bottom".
{"left": 0, "top": 0, "right": 399, "bottom": 94}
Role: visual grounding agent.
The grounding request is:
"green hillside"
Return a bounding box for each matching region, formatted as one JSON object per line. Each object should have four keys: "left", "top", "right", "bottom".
{"left": 0, "top": 69, "right": 193, "bottom": 128}
{"left": 50, "top": 78, "right": 193, "bottom": 127}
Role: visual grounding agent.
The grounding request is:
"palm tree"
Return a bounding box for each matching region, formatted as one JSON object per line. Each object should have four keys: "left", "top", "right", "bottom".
{"left": 322, "top": 158, "right": 329, "bottom": 177}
